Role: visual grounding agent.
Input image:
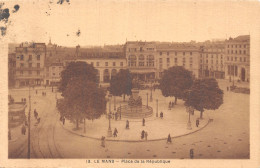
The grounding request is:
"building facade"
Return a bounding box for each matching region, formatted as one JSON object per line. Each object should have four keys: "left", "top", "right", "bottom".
{"left": 125, "top": 41, "right": 157, "bottom": 81}
{"left": 224, "top": 35, "right": 250, "bottom": 82}
{"left": 156, "top": 42, "right": 200, "bottom": 79}
{"left": 199, "top": 42, "right": 225, "bottom": 79}
{"left": 14, "top": 43, "right": 46, "bottom": 88}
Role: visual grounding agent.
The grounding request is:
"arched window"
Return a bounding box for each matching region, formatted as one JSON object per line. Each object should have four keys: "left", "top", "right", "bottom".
{"left": 111, "top": 69, "right": 117, "bottom": 80}
{"left": 103, "top": 69, "right": 110, "bottom": 83}
{"left": 139, "top": 55, "right": 145, "bottom": 66}
{"left": 128, "top": 55, "right": 137, "bottom": 67}
{"left": 147, "top": 55, "right": 154, "bottom": 67}
{"left": 95, "top": 69, "right": 100, "bottom": 83}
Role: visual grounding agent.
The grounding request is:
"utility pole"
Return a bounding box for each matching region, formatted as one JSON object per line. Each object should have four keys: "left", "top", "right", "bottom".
{"left": 27, "top": 84, "right": 31, "bottom": 159}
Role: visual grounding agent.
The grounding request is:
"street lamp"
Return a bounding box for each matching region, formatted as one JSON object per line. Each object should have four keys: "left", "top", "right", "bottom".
{"left": 186, "top": 106, "right": 192, "bottom": 130}
{"left": 150, "top": 84, "right": 153, "bottom": 102}
{"left": 146, "top": 93, "right": 148, "bottom": 107}
{"left": 156, "top": 99, "right": 158, "bottom": 117}
{"left": 27, "top": 83, "right": 31, "bottom": 158}
{"left": 114, "top": 96, "right": 116, "bottom": 111}
{"left": 107, "top": 94, "right": 112, "bottom": 137}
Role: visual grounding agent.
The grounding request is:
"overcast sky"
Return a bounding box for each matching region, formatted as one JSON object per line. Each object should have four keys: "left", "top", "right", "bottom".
{"left": 3, "top": 0, "right": 260, "bottom": 47}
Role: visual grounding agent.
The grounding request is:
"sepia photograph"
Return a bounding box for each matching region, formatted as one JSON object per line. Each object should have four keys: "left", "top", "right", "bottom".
{"left": 1, "top": 0, "right": 260, "bottom": 167}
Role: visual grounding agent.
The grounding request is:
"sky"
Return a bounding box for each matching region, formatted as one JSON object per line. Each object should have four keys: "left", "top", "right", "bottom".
{"left": 3, "top": 0, "right": 260, "bottom": 47}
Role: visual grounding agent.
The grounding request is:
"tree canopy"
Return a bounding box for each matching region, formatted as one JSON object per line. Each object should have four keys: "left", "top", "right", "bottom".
{"left": 59, "top": 61, "right": 97, "bottom": 94}
{"left": 159, "top": 66, "right": 193, "bottom": 104}
{"left": 57, "top": 77, "right": 106, "bottom": 129}
{"left": 109, "top": 69, "right": 132, "bottom": 98}
{"left": 184, "top": 78, "right": 223, "bottom": 118}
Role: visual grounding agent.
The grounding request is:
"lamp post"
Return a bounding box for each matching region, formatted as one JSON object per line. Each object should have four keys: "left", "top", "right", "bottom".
{"left": 150, "top": 84, "right": 153, "bottom": 102}
{"left": 107, "top": 94, "right": 112, "bottom": 137}
{"left": 146, "top": 93, "right": 148, "bottom": 107}
{"left": 27, "top": 84, "right": 31, "bottom": 158}
{"left": 186, "top": 106, "right": 192, "bottom": 130}
{"left": 114, "top": 96, "right": 116, "bottom": 111}
{"left": 156, "top": 99, "right": 158, "bottom": 117}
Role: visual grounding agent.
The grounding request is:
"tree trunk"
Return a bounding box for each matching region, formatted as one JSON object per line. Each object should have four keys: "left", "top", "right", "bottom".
{"left": 123, "top": 94, "right": 125, "bottom": 102}
{"left": 76, "top": 119, "right": 79, "bottom": 130}
{"left": 200, "top": 110, "right": 203, "bottom": 119}
{"left": 175, "top": 97, "right": 177, "bottom": 104}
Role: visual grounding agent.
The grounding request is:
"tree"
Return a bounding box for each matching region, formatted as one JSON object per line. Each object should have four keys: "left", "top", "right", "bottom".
{"left": 109, "top": 69, "right": 132, "bottom": 101}
{"left": 184, "top": 78, "right": 223, "bottom": 119}
{"left": 159, "top": 66, "right": 193, "bottom": 104}
{"left": 57, "top": 77, "right": 106, "bottom": 130}
{"left": 59, "top": 61, "right": 97, "bottom": 95}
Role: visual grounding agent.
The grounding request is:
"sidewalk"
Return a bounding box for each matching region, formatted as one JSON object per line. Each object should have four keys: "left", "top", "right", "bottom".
{"left": 60, "top": 90, "right": 211, "bottom": 142}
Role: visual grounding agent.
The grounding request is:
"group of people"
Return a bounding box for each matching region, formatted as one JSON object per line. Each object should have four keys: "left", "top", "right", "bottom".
{"left": 141, "top": 130, "right": 148, "bottom": 140}
{"left": 21, "top": 98, "right": 27, "bottom": 102}
{"left": 108, "top": 111, "right": 121, "bottom": 121}
{"left": 168, "top": 101, "right": 175, "bottom": 110}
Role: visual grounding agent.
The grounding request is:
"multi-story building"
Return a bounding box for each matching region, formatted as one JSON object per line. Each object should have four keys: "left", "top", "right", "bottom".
{"left": 199, "top": 41, "right": 225, "bottom": 79}
{"left": 225, "top": 35, "right": 250, "bottom": 82}
{"left": 45, "top": 62, "right": 64, "bottom": 86}
{"left": 156, "top": 42, "right": 200, "bottom": 78}
{"left": 64, "top": 45, "right": 126, "bottom": 84}
{"left": 8, "top": 53, "right": 16, "bottom": 87}
{"left": 14, "top": 43, "right": 46, "bottom": 87}
{"left": 125, "top": 41, "right": 157, "bottom": 81}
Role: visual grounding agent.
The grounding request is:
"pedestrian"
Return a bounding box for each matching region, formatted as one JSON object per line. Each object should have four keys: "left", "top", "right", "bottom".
{"left": 21, "top": 124, "right": 26, "bottom": 135}
{"left": 167, "top": 134, "right": 172, "bottom": 143}
{"left": 160, "top": 112, "right": 164, "bottom": 119}
{"left": 37, "top": 117, "right": 41, "bottom": 124}
{"left": 196, "top": 118, "right": 199, "bottom": 127}
{"left": 42, "top": 92, "right": 44, "bottom": 96}
{"left": 168, "top": 102, "right": 171, "bottom": 110}
{"left": 34, "top": 109, "right": 37, "bottom": 119}
{"left": 171, "top": 101, "right": 174, "bottom": 108}
{"left": 24, "top": 98, "right": 26, "bottom": 102}
{"left": 101, "top": 136, "right": 106, "bottom": 147}
{"left": 142, "top": 118, "right": 145, "bottom": 126}
{"left": 141, "top": 130, "right": 145, "bottom": 139}
{"left": 21, "top": 98, "right": 23, "bottom": 102}
{"left": 126, "top": 120, "right": 129, "bottom": 129}
{"left": 190, "top": 149, "right": 194, "bottom": 159}
{"left": 144, "top": 131, "right": 148, "bottom": 141}
{"left": 113, "top": 128, "right": 118, "bottom": 137}
{"left": 227, "top": 86, "right": 229, "bottom": 91}
{"left": 62, "top": 117, "right": 65, "bottom": 125}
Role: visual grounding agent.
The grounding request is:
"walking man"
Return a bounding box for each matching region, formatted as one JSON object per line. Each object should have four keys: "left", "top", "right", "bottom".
{"left": 101, "top": 136, "right": 106, "bottom": 147}
{"left": 144, "top": 131, "right": 148, "bottom": 141}
{"left": 142, "top": 118, "right": 145, "bottom": 126}
{"left": 62, "top": 117, "right": 65, "bottom": 125}
{"left": 141, "top": 130, "right": 145, "bottom": 139}
{"left": 167, "top": 134, "right": 172, "bottom": 144}
{"left": 196, "top": 118, "right": 200, "bottom": 127}
{"left": 21, "top": 124, "right": 26, "bottom": 135}
{"left": 126, "top": 120, "right": 129, "bottom": 129}
{"left": 113, "top": 128, "right": 118, "bottom": 137}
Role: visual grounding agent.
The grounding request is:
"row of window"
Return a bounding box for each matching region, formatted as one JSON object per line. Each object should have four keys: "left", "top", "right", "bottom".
{"left": 159, "top": 51, "right": 193, "bottom": 56}
{"left": 20, "top": 63, "right": 41, "bottom": 68}
{"left": 90, "top": 62, "right": 124, "bottom": 67}
{"left": 227, "top": 44, "right": 247, "bottom": 48}
{"left": 200, "top": 54, "right": 223, "bottom": 59}
{"left": 227, "top": 50, "right": 247, "bottom": 54}
{"left": 128, "top": 47, "right": 155, "bottom": 52}
{"left": 19, "top": 70, "right": 41, "bottom": 75}
{"left": 200, "top": 59, "right": 223, "bottom": 64}
{"left": 200, "top": 65, "right": 224, "bottom": 70}
{"left": 18, "top": 55, "right": 41, "bottom": 61}
{"left": 227, "top": 56, "right": 247, "bottom": 62}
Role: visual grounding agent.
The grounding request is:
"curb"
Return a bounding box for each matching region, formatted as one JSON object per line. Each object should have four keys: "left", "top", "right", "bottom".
{"left": 60, "top": 118, "right": 212, "bottom": 143}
